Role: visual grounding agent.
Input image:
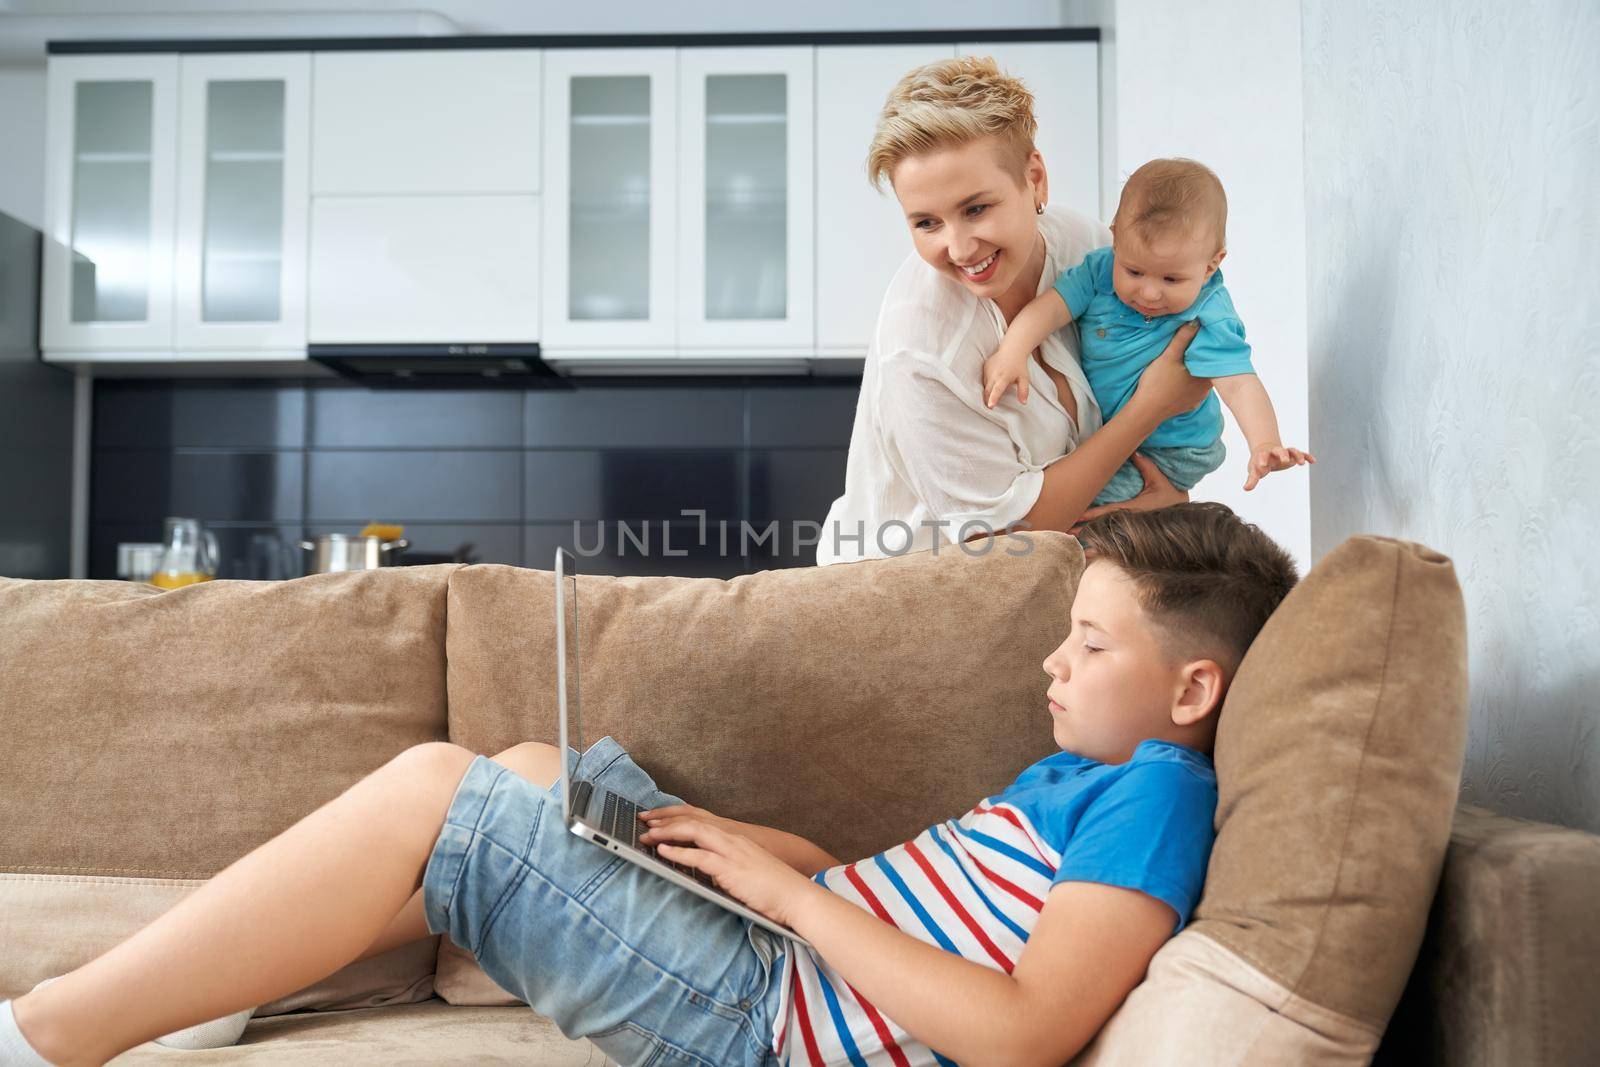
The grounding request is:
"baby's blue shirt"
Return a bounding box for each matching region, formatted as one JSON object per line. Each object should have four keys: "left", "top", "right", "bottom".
{"left": 1053, "top": 246, "right": 1256, "bottom": 449}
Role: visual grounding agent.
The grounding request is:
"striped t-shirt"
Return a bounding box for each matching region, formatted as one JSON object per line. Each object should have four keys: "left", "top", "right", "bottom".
{"left": 769, "top": 739, "right": 1217, "bottom": 1066}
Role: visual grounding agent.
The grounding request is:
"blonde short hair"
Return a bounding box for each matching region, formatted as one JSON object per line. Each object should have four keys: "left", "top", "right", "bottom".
{"left": 1114, "top": 158, "right": 1229, "bottom": 251}
{"left": 866, "top": 55, "right": 1038, "bottom": 189}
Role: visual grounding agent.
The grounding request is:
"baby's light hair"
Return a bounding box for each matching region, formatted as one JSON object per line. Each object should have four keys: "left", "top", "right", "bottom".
{"left": 1114, "top": 158, "right": 1229, "bottom": 252}
{"left": 866, "top": 55, "right": 1038, "bottom": 190}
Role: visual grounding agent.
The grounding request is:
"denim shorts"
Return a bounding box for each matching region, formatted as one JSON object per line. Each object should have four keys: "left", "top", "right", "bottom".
{"left": 421, "top": 735, "right": 786, "bottom": 1067}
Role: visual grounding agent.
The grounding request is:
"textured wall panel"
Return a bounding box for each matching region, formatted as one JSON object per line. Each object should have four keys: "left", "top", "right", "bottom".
{"left": 1303, "top": 0, "right": 1600, "bottom": 830}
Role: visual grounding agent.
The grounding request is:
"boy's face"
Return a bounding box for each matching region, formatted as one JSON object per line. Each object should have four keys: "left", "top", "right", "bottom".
{"left": 1042, "top": 560, "right": 1192, "bottom": 764}
{"left": 892, "top": 136, "right": 1048, "bottom": 311}
{"left": 1109, "top": 223, "right": 1224, "bottom": 319}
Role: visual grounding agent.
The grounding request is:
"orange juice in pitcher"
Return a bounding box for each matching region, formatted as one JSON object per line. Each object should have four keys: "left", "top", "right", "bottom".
{"left": 150, "top": 517, "right": 219, "bottom": 588}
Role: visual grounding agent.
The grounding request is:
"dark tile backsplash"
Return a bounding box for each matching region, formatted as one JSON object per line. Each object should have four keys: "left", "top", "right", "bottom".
{"left": 91, "top": 377, "right": 859, "bottom": 579}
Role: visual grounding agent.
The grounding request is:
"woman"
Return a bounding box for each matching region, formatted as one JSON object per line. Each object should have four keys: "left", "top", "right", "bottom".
{"left": 818, "top": 56, "right": 1209, "bottom": 564}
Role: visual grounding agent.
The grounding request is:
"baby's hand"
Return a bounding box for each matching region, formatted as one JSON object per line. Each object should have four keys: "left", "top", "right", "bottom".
{"left": 983, "top": 346, "right": 1033, "bottom": 408}
{"left": 1245, "top": 443, "right": 1316, "bottom": 491}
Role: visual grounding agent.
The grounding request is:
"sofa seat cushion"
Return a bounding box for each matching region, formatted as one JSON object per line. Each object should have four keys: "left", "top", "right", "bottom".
{"left": 107, "top": 1000, "right": 605, "bottom": 1065}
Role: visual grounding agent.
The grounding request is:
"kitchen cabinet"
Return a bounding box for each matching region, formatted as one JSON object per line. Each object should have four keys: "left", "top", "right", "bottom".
{"left": 676, "top": 47, "right": 814, "bottom": 357}
{"left": 40, "top": 33, "right": 1099, "bottom": 375}
{"left": 174, "top": 53, "right": 309, "bottom": 355}
{"left": 311, "top": 50, "right": 541, "bottom": 196}
{"left": 308, "top": 195, "right": 540, "bottom": 343}
{"left": 814, "top": 44, "right": 956, "bottom": 360}
{"left": 540, "top": 49, "right": 677, "bottom": 356}
{"left": 41, "top": 55, "right": 178, "bottom": 353}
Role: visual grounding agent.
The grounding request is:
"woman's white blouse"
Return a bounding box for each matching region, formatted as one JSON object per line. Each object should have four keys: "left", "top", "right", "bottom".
{"left": 817, "top": 206, "right": 1111, "bottom": 565}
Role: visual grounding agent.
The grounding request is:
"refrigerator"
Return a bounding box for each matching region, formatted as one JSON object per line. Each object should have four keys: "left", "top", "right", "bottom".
{"left": 0, "top": 208, "right": 74, "bottom": 579}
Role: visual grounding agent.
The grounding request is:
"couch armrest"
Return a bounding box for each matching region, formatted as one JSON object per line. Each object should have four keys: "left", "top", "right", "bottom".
{"left": 1376, "top": 805, "right": 1600, "bottom": 1066}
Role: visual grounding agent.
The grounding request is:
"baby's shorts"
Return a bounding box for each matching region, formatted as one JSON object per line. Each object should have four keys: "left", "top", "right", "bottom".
{"left": 1092, "top": 437, "right": 1228, "bottom": 507}
{"left": 422, "top": 735, "right": 787, "bottom": 1066}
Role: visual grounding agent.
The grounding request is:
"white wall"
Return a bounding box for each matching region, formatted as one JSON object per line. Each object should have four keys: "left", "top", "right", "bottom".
{"left": 0, "top": 63, "right": 46, "bottom": 228}
{"left": 1303, "top": 0, "right": 1600, "bottom": 832}
{"left": 1110, "top": 0, "right": 1312, "bottom": 571}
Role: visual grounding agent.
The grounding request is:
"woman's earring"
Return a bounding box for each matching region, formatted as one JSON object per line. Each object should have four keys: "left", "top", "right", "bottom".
{"left": 1036, "top": 202, "right": 1045, "bottom": 215}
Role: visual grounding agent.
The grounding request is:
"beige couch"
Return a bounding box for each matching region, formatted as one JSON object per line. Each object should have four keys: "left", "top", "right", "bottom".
{"left": 2, "top": 533, "right": 1596, "bottom": 1065}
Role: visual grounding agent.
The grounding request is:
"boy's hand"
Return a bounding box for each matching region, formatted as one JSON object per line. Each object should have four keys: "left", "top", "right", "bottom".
{"left": 983, "top": 346, "right": 1032, "bottom": 408}
{"left": 638, "top": 803, "right": 736, "bottom": 835}
{"left": 1244, "top": 443, "right": 1316, "bottom": 491}
{"left": 639, "top": 813, "right": 817, "bottom": 927}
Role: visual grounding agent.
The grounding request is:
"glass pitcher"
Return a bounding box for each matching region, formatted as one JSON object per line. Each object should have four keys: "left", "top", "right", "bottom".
{"left": 150, "top": 517, "right": 220, "bottom": 589}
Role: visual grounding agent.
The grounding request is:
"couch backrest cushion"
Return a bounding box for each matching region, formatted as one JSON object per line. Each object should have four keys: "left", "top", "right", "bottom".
{"left": 1077, "top": 535, "right": 1471, "bottom": 1065}
{"left": 444, "top": 534, "right": 1084, "bottom": 863}
{"left": 0, "top": 566, "right": 458, "bottom": 1005}
{"left": 1195, "top": 535, "right": 1469, "bottom": 1027}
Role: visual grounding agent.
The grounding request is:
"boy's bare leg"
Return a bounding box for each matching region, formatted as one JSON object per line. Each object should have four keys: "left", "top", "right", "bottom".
{"left": 10, "top": 742, "right": 478, "bottom": 1067}
{"left": 352, "top": 741, "right": 563, "bottom": 964}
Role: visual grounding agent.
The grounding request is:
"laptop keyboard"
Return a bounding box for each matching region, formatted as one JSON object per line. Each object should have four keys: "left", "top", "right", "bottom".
{"left": 597, "top": 788, "right": 720, "bottom": 892}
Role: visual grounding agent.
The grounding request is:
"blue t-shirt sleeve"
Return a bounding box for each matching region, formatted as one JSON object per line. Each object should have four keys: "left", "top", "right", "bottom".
{"left": 1183, "top": 315, "right": 1256, "bottom": 378}
{"left": 1051, "top": 250, "right": 1106, "bottom": 320}
{"left": 1052, "top": 763, "right": 1217, "bottom": 932}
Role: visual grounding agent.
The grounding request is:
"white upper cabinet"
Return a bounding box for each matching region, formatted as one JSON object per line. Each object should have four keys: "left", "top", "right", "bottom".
{"left": 39, "top": 37, "right": 1099, "bottom": 372}
{"left": 541, "top": 49, "right": 677, "bottom": 354}
{"left": 814, "top": 45, "right": 955, "bottom": 357}
{"left": 42, "top": 55, "right": 178, "bottom": 352}
{"left": 174, "top": 53, "right": 309, "bottom": 354}
{"left": 309, "top": 195, "right": 540, "bottom": 343}
{"left": 312, "top": 50, "right": 541, "bottom": 195}
{"left": 676, "top": 47, "right": 814, "bottom": 355}
{"left": 960, "top": 42, "right": 1099, "bottom": 219}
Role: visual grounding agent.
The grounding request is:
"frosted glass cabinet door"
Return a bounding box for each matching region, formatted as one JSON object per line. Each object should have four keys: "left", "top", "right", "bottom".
{"left": 41, "top": 55, "right": 178, "bottom": 351}
{"left": 174, "top": 53, "right": 310, "bottom": 353}
{"left": 677, "top": 47, "right": 814, "bottom": 354}
{"left": 541, "top": 49, "right": 676, "bottom": 354}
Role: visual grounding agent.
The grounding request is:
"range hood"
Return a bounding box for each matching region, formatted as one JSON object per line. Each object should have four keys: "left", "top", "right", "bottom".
{"left": 308, "top": 343, "right": 569, "bottom": 389}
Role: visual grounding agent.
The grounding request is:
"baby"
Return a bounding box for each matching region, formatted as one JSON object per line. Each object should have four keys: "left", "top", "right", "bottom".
{"left": 983, "top": 157, "right": 1313, "bottom": 502}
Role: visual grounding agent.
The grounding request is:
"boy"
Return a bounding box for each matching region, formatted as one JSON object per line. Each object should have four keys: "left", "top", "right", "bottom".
{"left": 640, "top": 502, "right": 1298, "bottom": 1065}
{"left": 2, "top": 504, "right": 1296, "bottom": 1067}
{"left": 982, "top": 158, "right": 1315, "bottom": 501}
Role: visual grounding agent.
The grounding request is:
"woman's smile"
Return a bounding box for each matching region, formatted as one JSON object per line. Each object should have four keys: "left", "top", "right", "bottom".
{"left": 955, "top": 249, "right": 1001, "bottom": 283}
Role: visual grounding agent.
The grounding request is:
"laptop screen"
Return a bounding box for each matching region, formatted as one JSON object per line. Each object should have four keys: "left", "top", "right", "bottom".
{"left": 554, "top": 547, "right": 584, "bottom": 825}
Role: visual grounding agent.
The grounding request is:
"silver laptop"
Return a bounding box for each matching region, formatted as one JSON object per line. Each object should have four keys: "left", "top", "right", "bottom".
{"left": 555, "top": 547, "right": 812, "bottom": 948}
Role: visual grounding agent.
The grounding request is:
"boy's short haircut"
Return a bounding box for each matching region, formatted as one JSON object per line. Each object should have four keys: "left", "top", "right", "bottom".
{"left": 1074, "top": 502, "right": 1297, "bottom": 676}
{"left": 1114, "top": 158, "right": 1229, "bottom": 253}
{"left": 866, "top": 55, "right": 1037, "bottom": 190}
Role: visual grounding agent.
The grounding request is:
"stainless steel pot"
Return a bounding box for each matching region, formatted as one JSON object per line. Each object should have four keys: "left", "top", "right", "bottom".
{"left": 298, "top": 534, "right": 409, "bottom": 574}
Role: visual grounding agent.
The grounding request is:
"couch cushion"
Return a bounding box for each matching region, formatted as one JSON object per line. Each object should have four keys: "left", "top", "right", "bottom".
{"left": 444, "top": 534, "right": 1084, "bottom": 863}
{"left": 1078, "top": 535, "right": 1470, "bottom": 1064}
{"left": 107, "top": 999, "right": 605, "bottom": 1065}
{"left": 0, "top": 567, "right": 458, "bottom": 1010}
